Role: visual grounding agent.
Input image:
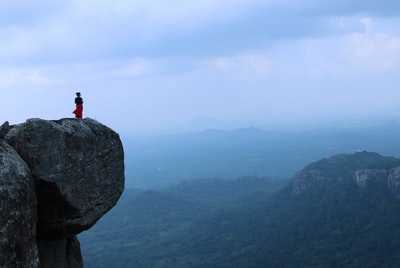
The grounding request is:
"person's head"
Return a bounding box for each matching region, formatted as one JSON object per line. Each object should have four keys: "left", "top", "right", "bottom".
{"left": 76, "top": 92, "right": 81, "bottom": 97}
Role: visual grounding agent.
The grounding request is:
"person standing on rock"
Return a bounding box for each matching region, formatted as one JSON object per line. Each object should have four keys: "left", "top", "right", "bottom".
{"left": 73, "top": 92, "right": 84, "bottom": 119}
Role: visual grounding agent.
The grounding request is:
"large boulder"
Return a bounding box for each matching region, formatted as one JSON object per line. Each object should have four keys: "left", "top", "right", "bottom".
{"left": 0, "top": 140, "right": 38, "bottom": 268}
{"left": 5, "top": 118, "right": 125, "bottom": 239}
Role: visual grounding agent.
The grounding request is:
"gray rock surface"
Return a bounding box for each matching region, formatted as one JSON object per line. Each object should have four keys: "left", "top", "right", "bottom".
{"left": 0, "top": 121, "right": 10, "bottom": 139}
{"left": 388, "top": 167, "right": 400, "bottom": 198}
{"left": 292, "top": 169, "right": 333, "bottom": 194}
{"left": 5, "top": 118, "right": 125, "bottom": 239}
{"left": 353, "top": 169, "right": 388, "bottom": 187}
{"left": 353, "top": 168, "right": 400, "bottom": 198}
{"left": 0, "top": 140, "right": 39, "bottom": 268}
{"left": 38, "top": 236, "right": 83, "bottom": 268}
{"left": 1, "top": 117, "right": 125, "bottom": 267}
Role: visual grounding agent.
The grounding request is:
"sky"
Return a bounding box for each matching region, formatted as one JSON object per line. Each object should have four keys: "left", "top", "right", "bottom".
{"left": 0, "top": 0, "right": 400, "bottom": 136}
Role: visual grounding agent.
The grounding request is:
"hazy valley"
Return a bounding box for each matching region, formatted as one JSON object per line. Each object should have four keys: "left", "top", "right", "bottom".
{"left": 123, "top": 123, "right": 400, "bottom": 189}
{"left": 80, "top": 123, "right": 400, "bottom": 267}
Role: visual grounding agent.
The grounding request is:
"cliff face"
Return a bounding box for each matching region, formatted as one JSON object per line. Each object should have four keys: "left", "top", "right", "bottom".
{"left": 0, "top": 140, "right": 38, "bottom": 268}
{"left": 354, "top": 167, "right": 400, "bottom": 198}
{"left": 0, "top": 118, "right": 124, "bottom": 268}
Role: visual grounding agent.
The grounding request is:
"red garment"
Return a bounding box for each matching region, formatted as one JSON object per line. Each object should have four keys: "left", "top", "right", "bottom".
{"left": 73, "top": 104, "right": 83, "bottom": 119}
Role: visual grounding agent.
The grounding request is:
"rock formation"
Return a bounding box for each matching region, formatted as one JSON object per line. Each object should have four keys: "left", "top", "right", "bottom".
{"left": 0, "top": 140, "right": 38, "bottom": 268}
{"left": 0, "top": 118, "right": 124, "bottom": 268}
{"left": 292, "top": 169, "right": 333, "bottom": 194}
{"left": 292, "top": 151, "right": 400, "bottom": 197}
{"left": 388, "top": 167, "right": 400, "bottom": 197}
{"left": 353, "top": 169, "right": 388, "bottom": 187}
{"left": 355, "top": 167, "right": 400, "bottom": 198}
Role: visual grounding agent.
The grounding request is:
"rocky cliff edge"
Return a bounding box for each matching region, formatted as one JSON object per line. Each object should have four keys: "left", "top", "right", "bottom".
{"left": 0, "top": 118, "right": 125, "bottom": 268}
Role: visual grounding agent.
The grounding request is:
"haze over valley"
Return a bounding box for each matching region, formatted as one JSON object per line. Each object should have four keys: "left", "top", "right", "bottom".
{"left": 123, "top": 122, "right": 400, "bottom": 189}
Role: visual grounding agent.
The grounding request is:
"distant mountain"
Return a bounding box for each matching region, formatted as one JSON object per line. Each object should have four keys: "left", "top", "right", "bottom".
{"left": 292, "top": 151, "right": 400, "bottom": 194}
{"left": 123, "top": 123, "right": 400, "bottom": 189}
{"left": 257, "top": 151, "right": 400, "bottom": 267}
{"left": 80, "top": 152, "right": 400, "bottom": 267}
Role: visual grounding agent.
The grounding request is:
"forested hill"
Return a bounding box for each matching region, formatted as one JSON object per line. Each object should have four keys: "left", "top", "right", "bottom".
{"left": 261, "top": 152, "right": 400, "bottom": 266}
{"left": 79, "top": 176, "right": 289, "bottom": 267}
{"left": 80, "top": 152, "right": 400, "bottom": 267}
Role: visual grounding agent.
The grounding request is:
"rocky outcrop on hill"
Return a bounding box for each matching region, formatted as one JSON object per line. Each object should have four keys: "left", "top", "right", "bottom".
{"left": 0, "top": 118, "right": 124, "bottom": 268}
{"left": 292, "top": 151, "right": 400, "bottom": 197}
{"left": 353, "top": 169, "right": 388, "bottom": 187}
{"left": 292, "top": 169, "right": 333, "bottom": 194}
{"left": 354, "top": 167, "right": 400, "bottom": 198}
{"left": 388, "top": 167, "right": 400, "bottom": 197}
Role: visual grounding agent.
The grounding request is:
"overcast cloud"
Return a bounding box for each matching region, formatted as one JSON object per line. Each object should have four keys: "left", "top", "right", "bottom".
{"left": 0, "top": 0, "right": 399, "bottom": 135}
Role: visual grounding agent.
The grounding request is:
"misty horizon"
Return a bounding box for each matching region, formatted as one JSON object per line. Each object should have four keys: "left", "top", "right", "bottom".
{"left": 0, "top": 1, "right": 399, "bottom": 137}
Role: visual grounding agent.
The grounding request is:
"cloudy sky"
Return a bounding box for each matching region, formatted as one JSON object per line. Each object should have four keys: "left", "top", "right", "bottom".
{"left": 1, "top": 0, "right": 400, "bottom": 136}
